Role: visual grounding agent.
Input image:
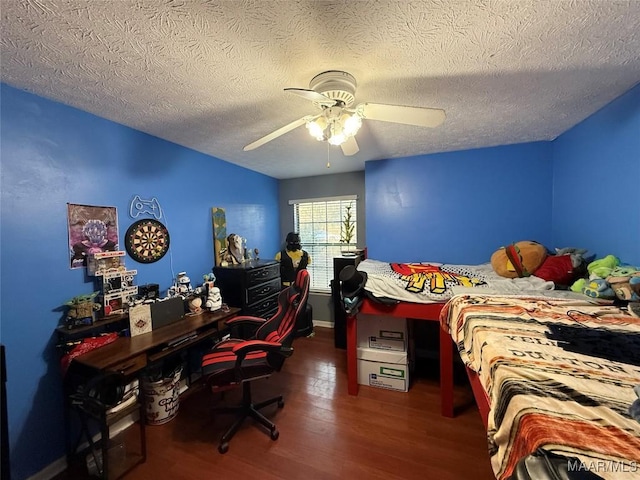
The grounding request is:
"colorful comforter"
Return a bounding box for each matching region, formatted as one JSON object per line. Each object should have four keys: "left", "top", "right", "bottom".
{"left": 440, "top": 294, "right": 640, "bottom": 480}
{"left": 358, "top": 259, "right": 554, "bottom": 304}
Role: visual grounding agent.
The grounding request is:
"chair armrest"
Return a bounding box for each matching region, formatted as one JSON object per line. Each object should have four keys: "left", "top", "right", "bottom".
{"left": 225, "top": 315, "right": 266, "bottom": 328}
{"left": 231, "top": 339, "right": 281, "bottom": 357}
{"left": 225, "top": 315, "right": 266, "bottom": 340}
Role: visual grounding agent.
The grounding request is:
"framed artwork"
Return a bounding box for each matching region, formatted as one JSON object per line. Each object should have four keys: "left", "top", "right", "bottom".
{"left": 125, "top": 218, "right": 170, "bottom": 263}
{"left": 67, "top": 203, "right": 119, "bottom": 269}
{"left": 211, "top": 207, "right": 227, "bottom": 266}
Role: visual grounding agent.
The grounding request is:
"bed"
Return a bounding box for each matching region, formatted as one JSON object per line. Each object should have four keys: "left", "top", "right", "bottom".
{"left": 345, "top": 259, "right": 556, "bottom": 416}
{"left": 440, "top": 293, "right": 640, "bottom": 480}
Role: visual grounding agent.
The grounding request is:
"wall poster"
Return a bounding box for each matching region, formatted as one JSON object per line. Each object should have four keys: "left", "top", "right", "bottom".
{"left": 67, "top": 203, "right": 119, "bottom": 269}
{"left": 211, "top": 207, "right": 227, "bottom": 267}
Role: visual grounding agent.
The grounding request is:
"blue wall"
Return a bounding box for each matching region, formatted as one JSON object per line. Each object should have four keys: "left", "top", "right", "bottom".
{"left": 2, "top": 79, "right": 639, "bottom": 479}
{"left": 0, "top": 84, "right": 280, "bottom": 480}
{"left": 365, "top": 83, "right": 640, "bottom": 267}
{"left": 552, "top": 83, "right": 640, "bottom": 265}
{"left": 365, "top": 143, "right": 554, "bottom": 263}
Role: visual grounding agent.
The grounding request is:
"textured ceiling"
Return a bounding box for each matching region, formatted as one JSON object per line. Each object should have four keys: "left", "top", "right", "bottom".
{"left": 2, "top": 1, "right": 640, "bottom": 179}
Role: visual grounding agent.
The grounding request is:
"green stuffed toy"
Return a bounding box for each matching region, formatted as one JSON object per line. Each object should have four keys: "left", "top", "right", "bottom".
{"left": 587, "top": 254, "right": 620, "bottom": 278}
{"left": 571, "top": 254, "right": 621, "bottom": 299}
{"left": 571, "top": 256, "right": 640, "bottom": 300}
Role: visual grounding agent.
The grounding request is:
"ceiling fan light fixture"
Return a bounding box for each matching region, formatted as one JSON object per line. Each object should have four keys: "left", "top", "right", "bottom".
{"left": 328, "top": 130, "right": 346, "bottom": 146}
{"left": 306, "top": 117, "right": 327, "bottom": 140}
{"left": 306, "top": 111, "right": 362, "bottom": 146}
{"left": 342, "top": 113, "right": 362, "bottom": 137}
{"left": 244, "top": 70, "right": 445, "bottom": 155}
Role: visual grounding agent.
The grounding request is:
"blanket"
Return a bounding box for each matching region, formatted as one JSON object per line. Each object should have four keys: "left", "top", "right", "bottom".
{"left": 358, "top": 259, "right": 553, "bottom": 304}
{"left": 440, "top": 294, "right": 640, "bottom": 480}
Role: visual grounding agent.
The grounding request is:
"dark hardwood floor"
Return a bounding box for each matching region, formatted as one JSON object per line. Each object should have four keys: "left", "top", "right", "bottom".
{"left": 57, "top": 327, "right": 495, "bottom": 479}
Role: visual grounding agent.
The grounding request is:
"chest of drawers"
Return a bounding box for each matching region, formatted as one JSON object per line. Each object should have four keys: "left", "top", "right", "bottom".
{"left": 213, "top": 260, "right": 281, "bottom": 318}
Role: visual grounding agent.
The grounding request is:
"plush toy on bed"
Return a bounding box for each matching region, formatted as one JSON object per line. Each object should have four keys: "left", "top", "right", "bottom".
{"left": 607, "top": 266, "right": 640, "bottom": 301}
{"left": 568, "top": 255, "right": 640, "bottom": 300}
{"left": 569, "top": 255, "right": 619, "bottom": 299}
{"left": 490, "top": 241, "right": 547, "bottom": 278}
{"left": 490, "top": 241, "right": 585, "bottom": 287}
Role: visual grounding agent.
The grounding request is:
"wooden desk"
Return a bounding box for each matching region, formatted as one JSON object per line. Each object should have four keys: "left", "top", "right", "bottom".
{"left": 74, "top": 307, "right": 240, "bottom": 374}
{"left": 346, "top": 300, "right": 454, "bottom": 417}
{"left": 65, "top": 307, "right": 240, "bottom": 480}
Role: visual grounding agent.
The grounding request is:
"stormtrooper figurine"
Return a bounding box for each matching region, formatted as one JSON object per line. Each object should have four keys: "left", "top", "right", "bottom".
{"left": 168, "top": 272, "right": 193, "bottom": 298}
{"left": 205, "top": 283, "right": 222, "bottom": 311}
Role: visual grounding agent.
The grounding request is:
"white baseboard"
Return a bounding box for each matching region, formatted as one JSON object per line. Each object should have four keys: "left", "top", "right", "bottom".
{"left": 313, "top": 320, "right": 333, "bottom": 329}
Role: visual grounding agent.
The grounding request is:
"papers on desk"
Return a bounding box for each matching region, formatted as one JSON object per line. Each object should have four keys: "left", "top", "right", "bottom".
{"left": 129, "top": 304, "right": 152, "bottom": 337}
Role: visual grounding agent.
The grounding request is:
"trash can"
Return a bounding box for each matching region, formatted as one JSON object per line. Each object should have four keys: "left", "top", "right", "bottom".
{"left": 141, "top": 364, "right": 182, "bottom": 425}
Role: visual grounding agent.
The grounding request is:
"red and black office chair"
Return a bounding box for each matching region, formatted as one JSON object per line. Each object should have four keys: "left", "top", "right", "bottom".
{"left": 201, "top": 269, "right": 310, "bottom": 453}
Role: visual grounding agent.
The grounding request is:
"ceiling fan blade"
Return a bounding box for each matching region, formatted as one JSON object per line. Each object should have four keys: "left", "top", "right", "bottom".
{"left": 243, "top": 115, "right": 317, "bottom": 151}
{"left": 359, "top": 103, "right": 445, "bottom": 128}
{"left": 340, "top": 135, "right": 359, "bottom": 156}
{"left": 284, "top": 88, "right": 337, "bottom": 107}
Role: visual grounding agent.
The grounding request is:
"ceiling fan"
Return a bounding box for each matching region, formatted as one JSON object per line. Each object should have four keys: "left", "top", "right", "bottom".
{"left": 243, "top": 70, "right": 446, "bottom": 156}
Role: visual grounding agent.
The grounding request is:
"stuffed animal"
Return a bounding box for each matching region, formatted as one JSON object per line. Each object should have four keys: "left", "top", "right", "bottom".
{"left": 491, "top": 241, "right": 547, "bottom": 278}
{"left": 534, "top": 254, "right": 575, "bottom": 286}
{"left": 491, "top": 241, "right": 586, "bottom": 286}
{"left": 554, "top": 247, "right": 589, "bottom": 268}
{"left": 570, "top": 255, "right": 638, "bottom": 300}
{"left": 607, "top": 269, "right": 640, "bottom": 301}
{"left": 570, "top": 278, "right": 587, "bottom": 293}
{"left": 582, "top": 278, "right": 616, "bottom": 299}
{"left": 587, "top": 254, "right": 619, "bottom": 278}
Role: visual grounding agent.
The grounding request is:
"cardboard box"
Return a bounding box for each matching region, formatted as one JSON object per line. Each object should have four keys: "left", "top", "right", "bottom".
{"left": 357, "top": 347, "right": 409, "bottom": 392}
{"left": 357, "top": 314, "right": 407, "bottom": 351}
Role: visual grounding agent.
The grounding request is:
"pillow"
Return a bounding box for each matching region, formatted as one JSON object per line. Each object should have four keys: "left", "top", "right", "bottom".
{"left": 491, "top": 241, "right": 547, "bottom": 278}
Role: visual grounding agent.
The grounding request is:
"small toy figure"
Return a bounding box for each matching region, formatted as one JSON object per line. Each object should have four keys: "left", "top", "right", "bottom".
{"left": 275, "top": 232, "right": 311, "bottom": 287}
{"left": 205, "top": 285, "right": 222, "bottom": 311}
{"left": 223, "top": 233, "right": 245, "bottom": 264}
{"left": 187, "top": 296, "right": 203, "bottom": 314}
{"left": 203, "top": 272, "right": 223, "bottom": 311}
{"left": 64, "top": 292, "right": 102, "bottom": 329}
{"left": 177, "top": 272, "right": 192, "bottom": 293}
{"left": 168, "top": 272, "right": 193, "bottom": 298}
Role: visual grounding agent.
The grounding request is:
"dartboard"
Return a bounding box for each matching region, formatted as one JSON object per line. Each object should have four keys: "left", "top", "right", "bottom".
{"left": 125, "top": 219, "right": 170, "bottom": 263}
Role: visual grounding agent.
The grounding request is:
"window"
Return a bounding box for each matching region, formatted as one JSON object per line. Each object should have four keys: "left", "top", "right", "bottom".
{"left": 290, "top": 195, "right": 357, "bottom": 292}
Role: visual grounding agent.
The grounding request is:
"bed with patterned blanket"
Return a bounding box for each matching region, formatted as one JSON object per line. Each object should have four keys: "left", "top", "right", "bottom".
{"left": 358, "top": 259, "right": 554, "bottom": 304}
{"left": 440, "top": 293, "right": 640, "bottom": 480}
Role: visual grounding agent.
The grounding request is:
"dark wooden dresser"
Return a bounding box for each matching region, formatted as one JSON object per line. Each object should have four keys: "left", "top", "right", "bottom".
{"left": 213, "top": 260, "right": 281, "bottom": 318}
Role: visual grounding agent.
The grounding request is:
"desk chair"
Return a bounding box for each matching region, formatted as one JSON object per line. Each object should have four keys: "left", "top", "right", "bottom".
{"left": 201, "top": 269, "right": 310, "bottom": 453}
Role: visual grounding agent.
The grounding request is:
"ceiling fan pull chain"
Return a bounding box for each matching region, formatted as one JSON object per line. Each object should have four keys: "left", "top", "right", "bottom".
{"left": 327, "top": 141, "right": 331, "bottom": 169}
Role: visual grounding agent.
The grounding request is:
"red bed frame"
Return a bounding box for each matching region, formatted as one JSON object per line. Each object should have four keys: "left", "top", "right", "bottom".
{"left": 346, "top": 298, "right": 456, "bottom": 416}
{"left": 346, "top": 297, "right": 492, "bottom": 423}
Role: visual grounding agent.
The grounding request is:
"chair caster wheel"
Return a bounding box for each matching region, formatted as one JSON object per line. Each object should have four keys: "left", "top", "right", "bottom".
{"left": 219, "top": 442, "right": 229, "bottom": 454}
{"left": 270, "top": 428, "right": 279, "bottom": 441}
{"left": 278, "top": 399, "right": 285, "bottom": 408}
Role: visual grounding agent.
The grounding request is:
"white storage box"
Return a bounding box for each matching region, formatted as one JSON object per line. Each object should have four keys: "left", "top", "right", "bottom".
{"left": 357, "top": 314, "right": 407, "bottom": 351}
{"left": 357, "top": 347, "right": 409, "bottom": 392}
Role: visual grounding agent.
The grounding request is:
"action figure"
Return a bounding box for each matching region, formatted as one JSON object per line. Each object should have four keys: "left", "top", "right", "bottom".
{"left": 275, "top": 232, "right": 311, "bottom": 287}
{"left": 275, "top": 232, "right": 314, "bottom": 337}
{"left": 223, "top": 233, "right": 245, "bottom": 265}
